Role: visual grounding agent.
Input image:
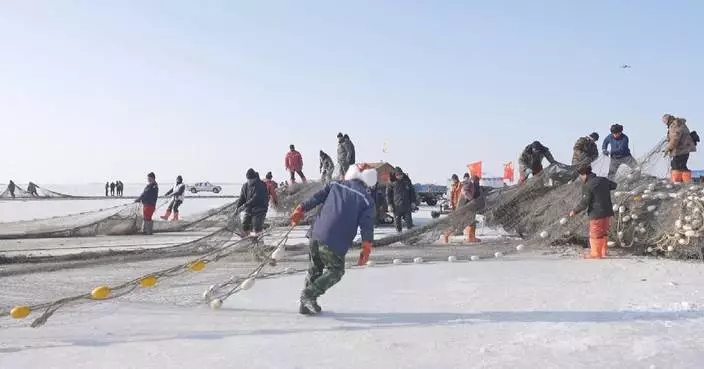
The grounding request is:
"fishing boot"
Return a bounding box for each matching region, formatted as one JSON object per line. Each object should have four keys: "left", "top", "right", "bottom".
{"left": 584, "top": 238, "right": 602, "bottom": 259}
{"left": 299, "top": 297, "right": 318, "bottom": 315}
{"left": 160, "top": 210, "right": 172, "bottom": 220}
{"left": 143, "top": 220, "right": 154, "bottom": 235}
{"left": 671, "top": 170, "right": 683, "bottom": 184}
{"left": 172, "top": 212, "right": 179, "bottom": 221}
{"left": 682, "top": 170, "right": 693, "bottom": 183}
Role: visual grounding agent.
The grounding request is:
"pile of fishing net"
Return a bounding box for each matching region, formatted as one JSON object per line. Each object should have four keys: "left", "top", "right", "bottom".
{"left": 0, "top": 201, "right": 241, "bottom": 239}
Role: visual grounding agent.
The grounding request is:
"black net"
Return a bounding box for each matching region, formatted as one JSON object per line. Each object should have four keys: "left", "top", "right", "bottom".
{"left": 0, "top": 183, "right": 77, "bottom": 199}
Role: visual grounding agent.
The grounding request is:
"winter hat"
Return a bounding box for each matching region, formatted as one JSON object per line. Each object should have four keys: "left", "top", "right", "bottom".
{"left": 463, "top": 173, "right": 470, "bottom": 179}
{"left": 451, "top": 174, "right": 459, "bottom": 181}
{"left": 610, "top": 124, "right": 623, "bottom": 133}
{"left": 337, "top": 132, "right": 343, "bottom": 138}
{"left": 265, "top": 171, "right": 273, "bottom": 179}
{"left": 345, "top": 163, "right": 377, "bottom": 187}
{"left": 394, "top": 166, "right": 404, "bottom": 174}
{"left": 343, "top": 134, "right": 350, "bottom": 139}
{"left": 246, "top": 168, "right": 256, "bottom": 179}
{"left": 663, "top": 114, "right": 676, "bottom": 124}
{"left": 530, "top": 141, "right": 543, "bottom": 150}
{"left": 289, "top": 144, "right": 295, "bottom": 150}
{"left": 147, "top": 172, "right": 155, "bottom": 179}
{"left": 589, "top": 132, "right": 599, "bottom": 141}
{"left": 176, "top": 175, "right": 183, "bottom": 182}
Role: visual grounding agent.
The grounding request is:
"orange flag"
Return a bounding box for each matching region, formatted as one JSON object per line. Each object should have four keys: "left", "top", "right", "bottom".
{"left": 503, "top": 162, "right": 514, "bottom": 182}
{"left": 467, "top": 161, "right": 482, "bottom": 178}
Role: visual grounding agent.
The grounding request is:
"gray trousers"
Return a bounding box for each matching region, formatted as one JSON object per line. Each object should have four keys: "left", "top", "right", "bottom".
{"left": 607, "top": 155, "right": 638, "bottom": 179}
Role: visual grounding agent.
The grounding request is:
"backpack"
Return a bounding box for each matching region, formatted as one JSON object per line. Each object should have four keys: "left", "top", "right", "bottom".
{"left": 691, "top": 131, "right": 700, "bottom": 145}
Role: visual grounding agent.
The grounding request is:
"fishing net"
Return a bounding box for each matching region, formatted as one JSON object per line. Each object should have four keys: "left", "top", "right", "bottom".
{"left": 0, "top": 183, "right": 77, "bottom": 199}
{"left": 0, "top": 201, "right": 241, "bottom": 239}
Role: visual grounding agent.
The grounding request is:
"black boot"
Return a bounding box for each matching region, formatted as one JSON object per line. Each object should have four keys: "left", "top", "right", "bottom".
{"left": 299, "top": 298, "right": 318, "bottom": 315}
{"left": 143, "top": 220, "right": 153, "bottom": 235}
{"left": 311, "top": 299, "right": 322, "bottom": 313}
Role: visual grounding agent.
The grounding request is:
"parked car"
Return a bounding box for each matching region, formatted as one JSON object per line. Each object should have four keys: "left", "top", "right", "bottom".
{"left": 188, "top": 182, "right": 222, "bottom": 194}
{"left": 413, "top": 183, "right": 447, "bottom": 206}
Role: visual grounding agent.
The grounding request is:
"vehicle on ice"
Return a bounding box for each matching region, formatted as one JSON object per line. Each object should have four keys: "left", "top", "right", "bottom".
{"left": 188, "top": 182, "right": 222, "bottom": 194}
{"left": 413, "top": 183, "right": 447, "bottom": 206}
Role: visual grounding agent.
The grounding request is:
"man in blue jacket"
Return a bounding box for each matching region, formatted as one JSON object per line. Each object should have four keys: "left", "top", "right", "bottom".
{"left": 290, "top": 163, "right": 376, "bottom": 315}
{"left": 602, "top": 123, "right": 639, "bottom": 180}
{"left": 135, "top": 172, "right": 159, "bottom": 235}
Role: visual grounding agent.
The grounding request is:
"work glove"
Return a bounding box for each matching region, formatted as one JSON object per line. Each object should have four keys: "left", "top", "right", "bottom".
{"left": 290, "top": 205, "right": 305, "bottom": 226}
{"left": 525, "top": 168, "right": 532, "bottom": 176}
{"left": 358, "top": 241, "right": 372, "bottom": 266}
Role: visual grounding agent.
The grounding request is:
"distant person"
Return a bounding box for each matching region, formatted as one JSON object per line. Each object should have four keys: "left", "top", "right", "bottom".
{"left": 236, "top": 169, "right": 270, "bottom": 237}
{"left": 116, "top": 181, "right": 123, "bottom": 196}
{"left": 568, "top": 165, "right": 617, "bottom": 259}
{"left": 448, "top": 174, "right": 462, "bottom": 210}
{"left": 458, "top": 173, "right": 483, "bottom": 243}
{"left": 343, "top": 134, "right": 355, "bottom": 166}
{"left": 572, "top": 132, "right": 600, "bottom": 166}
{"left": 602, "top": 123, "right": 638, "bottom": 180}
{"left": 663, "top": 114, "right": 697, "bottom": 183}
{"left": 135, "top": 172, "right": 159, "bottom": 235}
{"left": 105, "top": 182, "right": 109, "bottom": 197}
{"left": 27, "top": 182, "right": 39, "bottom": 197}
{"left": 161, "top": 175, "right": 186, "bottom": 221}
{"left": 386, "top": 167, "right": 416, "bottom": 233}
{"left": 336, "top": 133, "right": 350, "bottom": 179}
{"left": 284, "top": 144, "right": 307, "bottom": 184}
{"left": 263, "top": 171, "right": 279, "bottom": 207}
{"left": 319, "top": 150, "right": 335, "bottom": 183}
{"left": 110, "top": 182, "right": 116, "bottom": 196}
{"left": 518, "top": 141, "right": 556, "bottom": 183}
{"left": 8, "top": 180, "right": 16, "bottom": 198}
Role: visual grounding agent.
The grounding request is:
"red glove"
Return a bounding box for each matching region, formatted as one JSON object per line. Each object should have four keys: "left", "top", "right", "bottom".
{"left": 290, "top": 205, "right": 304, "bottom": 226}
{"left": 358, "top": 241, "right": 372, "bottom": 266}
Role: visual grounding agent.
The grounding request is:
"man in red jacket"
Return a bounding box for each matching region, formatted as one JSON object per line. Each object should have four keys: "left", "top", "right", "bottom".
{"left": 285, "top": 144, "right": 307, "bottom": 184}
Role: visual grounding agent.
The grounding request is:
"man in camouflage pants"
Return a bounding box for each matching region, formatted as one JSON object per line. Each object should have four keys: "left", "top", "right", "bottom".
{"left": 290, "top": 163, "right": 376, "bottom": 315}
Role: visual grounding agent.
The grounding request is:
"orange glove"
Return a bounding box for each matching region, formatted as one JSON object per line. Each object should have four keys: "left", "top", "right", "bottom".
{"left": 358, "top": 241, "right": 372, "bottom": 266}
{"left": 290, "top": 205, "right": 304, "bottom": 226}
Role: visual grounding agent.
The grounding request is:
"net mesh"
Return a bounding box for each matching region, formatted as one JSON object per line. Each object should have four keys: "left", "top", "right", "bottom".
{"left": 0, "top": 183, "right": 77, "bottom": 198}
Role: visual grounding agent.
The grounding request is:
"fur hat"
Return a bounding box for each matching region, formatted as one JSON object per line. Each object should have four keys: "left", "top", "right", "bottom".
{"left": 246, "top": 168, "right": 257, "bottom": 180}
{"left": 265, "top": 171, "right": 273, "bottom": 179}
{"left": 345, "top": 163, "right": 377, "bottom": 187}
{"left": 176, "top": 175, "right": 182, "bottom": 182}
{"left": 147, "top": 172, "right": 155, "bottom": 179}
{"left": 589, "top": 132, "right": 599, "bottom": 141}
{"left": 289, "top": 144, "right": 295, "bottom": 150}
{"left": 337, "top": 132, "right": 343, "bottom": 138}
{"left": 451, "top": 174, "right": 459, "bottom": 181}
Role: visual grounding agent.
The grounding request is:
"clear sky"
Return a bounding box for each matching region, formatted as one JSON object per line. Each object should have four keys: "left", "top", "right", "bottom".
{"left": 1, "top": 0, "right": 702, "bottom": 184}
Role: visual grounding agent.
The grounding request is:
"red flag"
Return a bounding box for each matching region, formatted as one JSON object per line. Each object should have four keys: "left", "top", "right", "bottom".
{"left": 467, "top": 161, "right": 482, "bottom": 178}
{"left": 503, "top": 162, "right": 514, "bottom": 182}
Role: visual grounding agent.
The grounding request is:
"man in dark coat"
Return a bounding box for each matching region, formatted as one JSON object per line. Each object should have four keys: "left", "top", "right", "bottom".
{"left": 110, "top": 182, "right": 116, "bottom": 196}
{"left": 519, "top": 141, "right": 556, "bottom": 183}
{"left": 343, "top": 134, "right": 355, "bottom": 165}
{"left": 569, "top": 165, "right": 617, "bottom": 259}
{"left": 236, "top": 169, "right": 270, "bottom": 236}
{"left": 336, "top": 133, "right": 349, "bottom": 179}
{"left": 105, "top": 182, "right": 109, "bottom": 197}
{"left": 319, "top": 150, "right": 335, "bottom": 183}
{"left": 386, "top": 166, "right": 416, "bottom": 233}
{"left": 135, "top": 172, "right": 159, "bottom": 235}
{"left": 8, "top": 180, "right": 16, "bottom": 198}
{"left": 572, "top": 132, "right": 600, "bottom": 166}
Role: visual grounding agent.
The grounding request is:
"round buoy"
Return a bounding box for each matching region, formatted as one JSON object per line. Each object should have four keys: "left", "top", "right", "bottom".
{"left": 210, "top": 299, "right": 223, "bottom": 310}
{"left": 607, "top": 241, "right": 615, "bottom": 247}
{"left": 647, "top": 205, "right": 657, "bottom": 212}
{"left": 284, "top": 267, "right": 296, "bottom": 274}
{"left": 413, "top": 257, "right": 424, "bottom": 264}
{"left": 668, "top": 246, "right": 675, "bottom": 252}
{"left": 447, "top": 256, "right": 458, "bottom": 263}
{"left": 470, "top": 255, "right": 480, "bottom": 261}
{"left": 516, "top": 244, "right": 525, "bottom": 251}
{"left": 619, "top": 206, "right": 626, "bottom": 213}
{"left": 366, "top": 260, "right": 376, "bottom": 267}
{"left": 540, "top": 231, "right": 549, "bottom": 239}
{"left": 494, "top": 252, "right": 503, "bottom": 258}
{"left": 559, "top": 218, "right": 567, "bottom": 225}
{"left": 240, "top": 278, "right": 255, "bottom": 290}
{"left": 392, "top": 259, "right": 403, "bottom": 265}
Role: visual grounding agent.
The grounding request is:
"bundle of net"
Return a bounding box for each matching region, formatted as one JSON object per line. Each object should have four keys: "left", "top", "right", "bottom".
{"left": 0, "top": 200, "right": 240, "bottom": 240}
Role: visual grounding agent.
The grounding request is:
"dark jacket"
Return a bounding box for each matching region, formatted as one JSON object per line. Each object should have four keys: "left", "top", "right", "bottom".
{"left": 666, "top": 118, "right": 697, "bottom": 157}
{"left": 519, "top": 143, "right": 555, "bottom": 170}
{"left": 602, "top": 134, "right": 631, "bottom": 159}
{"left": 386, "top": 174, "right": 416, "bottom": 215}
{"left": 320, "top": 152, "right": 335, "bottom": 172}
{"left": 236, "top": 178, "right": 269, "bottom": 215}
{"left": 337, "top": 137, "right": 349, "bottom": 165}
{"left": 458, "top": 178, "right": 480, "bottom": 204}
{"left": 345, "top": 138, "right": 355, "bottom": 164}
{"left": 572, "top": 136, "right": 599, "bottom": 166}
{"left": 137, "top": 183, "right": 159, "bottom": 205}
{"left": 302, "top": 179, "right": 375, "bottom": 255}
{"left": 572, "top": 174, "right": 617, "bottom": 220}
